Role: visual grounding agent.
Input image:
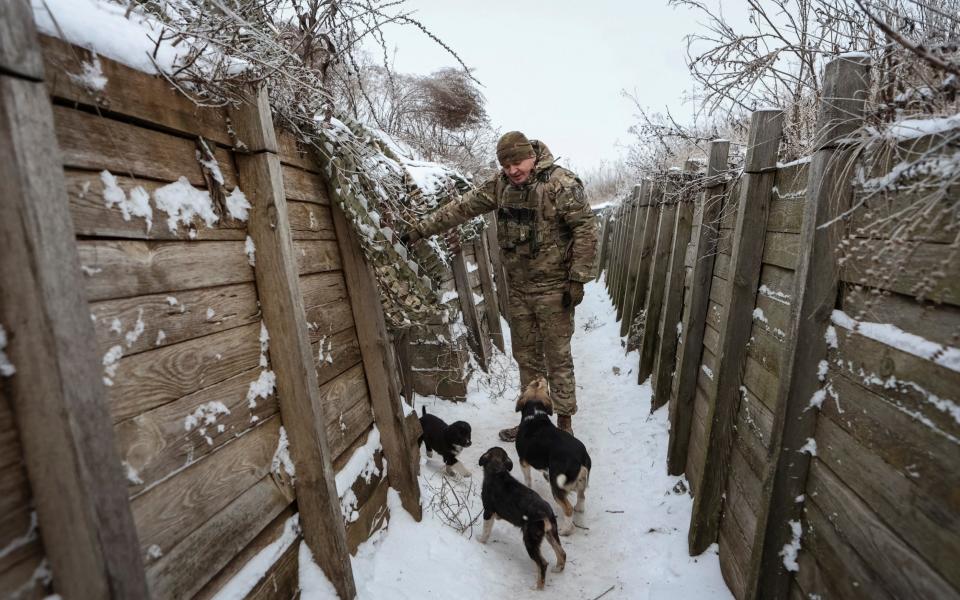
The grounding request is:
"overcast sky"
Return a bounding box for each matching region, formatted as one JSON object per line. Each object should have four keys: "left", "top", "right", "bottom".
{"left": 374, "top": 0, "right": 746, "bottom": 174}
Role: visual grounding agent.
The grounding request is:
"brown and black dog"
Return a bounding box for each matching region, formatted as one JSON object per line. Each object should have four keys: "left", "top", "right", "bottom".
{"left": 478, "top": 446, "right": 566, "bottom": 590}
{"left": 514, "top": 377, "right": 591, "bottom": 535}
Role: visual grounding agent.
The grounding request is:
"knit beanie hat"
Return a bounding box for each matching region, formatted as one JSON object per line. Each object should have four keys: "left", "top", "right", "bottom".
{"left": 496, "top": 131, "right": 535, "bottom": 165}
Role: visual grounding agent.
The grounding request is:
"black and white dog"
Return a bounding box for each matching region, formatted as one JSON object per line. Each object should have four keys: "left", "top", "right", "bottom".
{"left": 418, "top": 406, "right": 472, "bottom": 477}
{"left": 478, "top": 446, "right": 566, "bottom": 590}
{"left": 515, "top": 377, "right": 591, "bottom": 535}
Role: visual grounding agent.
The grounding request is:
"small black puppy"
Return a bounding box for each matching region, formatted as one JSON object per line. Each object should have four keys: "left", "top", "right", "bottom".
{"left": 515, "top": 378, "right": 591, "bottom": 535}
{"left": 419, "top": 406, "right": 472, "bottom": 477}
{"left": 478, "top": 446, "right": 566, "bottom": 590}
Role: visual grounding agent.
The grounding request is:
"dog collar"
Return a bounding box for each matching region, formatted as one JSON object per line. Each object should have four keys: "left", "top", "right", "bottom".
{"left": 521, "top": 408, "right": 550, "bottom": 422}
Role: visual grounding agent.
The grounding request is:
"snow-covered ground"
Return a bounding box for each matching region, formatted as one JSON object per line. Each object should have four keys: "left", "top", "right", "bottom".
{"left": 344, "top": 279, "right": 731, "bottom": 599}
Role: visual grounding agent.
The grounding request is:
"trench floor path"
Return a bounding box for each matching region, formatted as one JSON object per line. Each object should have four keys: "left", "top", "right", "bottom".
{"left": 348, "top": 279, "right": 732, "bottom": 599}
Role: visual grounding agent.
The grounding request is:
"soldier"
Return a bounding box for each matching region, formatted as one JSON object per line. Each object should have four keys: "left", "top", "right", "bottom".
{"left": 404, "top": 131, "right": 598, "bottom": 440}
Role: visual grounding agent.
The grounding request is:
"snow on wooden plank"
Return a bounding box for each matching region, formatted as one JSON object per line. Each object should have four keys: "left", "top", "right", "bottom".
{"left": 90, "top": 282, "right": 260, "bottom": 357}
{"left": 40, "top": 35, "right": 232, "bottom": 146}
{"left": 319, "top": 364, "right": 375, "bottom": 460}
{"left": 53, "top": 104, "right": 238, "bottom": 188}
{"left": 106, "top": 321, "right": 262, "bottom": 423}
{"left": 277, "top": 129, "right": 319, "bottom": 173}
{"left": 115, "top": 366, "right": 278, "bottom": 498}
{"left": 313, "top": 328, "right": 362, "bottom": 387}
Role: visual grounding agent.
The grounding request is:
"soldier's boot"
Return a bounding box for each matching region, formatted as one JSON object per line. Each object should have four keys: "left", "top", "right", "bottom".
{"left": 557, "top": 415, "right": 573, "bottom": 434}
{"left": 499, "top": 425, "right": 520, "bottom": 442}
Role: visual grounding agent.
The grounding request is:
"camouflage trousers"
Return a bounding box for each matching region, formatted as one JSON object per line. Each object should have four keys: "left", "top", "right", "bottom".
{"left": 507, "top": 289, "right": 578, "bottom": 416}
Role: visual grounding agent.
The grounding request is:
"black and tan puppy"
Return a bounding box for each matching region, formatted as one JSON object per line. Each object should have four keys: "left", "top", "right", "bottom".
{"left": 478, "top": 446, "right": 566, "bottom": 590}
{"left": 419, "top": 406, "right": 472, "bottom": 477}
{"left": 515, "top": 377, "right": 591, "bottom": 535}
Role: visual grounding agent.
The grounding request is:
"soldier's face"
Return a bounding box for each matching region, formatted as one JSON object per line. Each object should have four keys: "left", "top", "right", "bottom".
{"left": 502, "top": 156, "right": 536, "bottom": 186}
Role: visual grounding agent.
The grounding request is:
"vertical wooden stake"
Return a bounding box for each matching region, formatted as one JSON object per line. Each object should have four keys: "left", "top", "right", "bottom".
{"left": 638, "top": 182, "right": 677, "bottom": 381}
{"left": 650, "top": 181, "right": 695, "bottom": 411}
{"left": 667, "top": 141, "right": 730, "bottom": 475}
{"left": 626, "top": 181, "right": 662, "bottom": 348}
{"left": 597, "top": 211, "right": 612, "bottom": 282}
{"left": 746, "top": 56, "right": 870, "bottom": 600}
{"left": 0, "top": 5, "right": 149, "bottom": 597}
{"left": 330, "top": 203, "right": 424, "bottom": 525}
{"left": 232, "top": 89, "right": 356, "bottom": 599}
{"left": 615, "top": 188, "right": 641, "bottom": 325}
{"left": 484, "top": 214, "right": 511, "bottom": 324}
{"left": 452, "top": 250, "right": 489, "bottom": 371}
{"left": 474, "top": 235, "right": 505, "bottom": 353}
{"left": 687, "top": 109, "right": 784, "bottom": 554}
{"left": 619, "top": 183, "right": 649, "bottom": 337}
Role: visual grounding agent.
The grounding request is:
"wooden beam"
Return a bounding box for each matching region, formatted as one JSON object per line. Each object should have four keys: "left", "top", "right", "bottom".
{"left": 667, "top": 141, "right": 730, "bottom": 475}
{"left": 330, "top": 200, "right": 424, "bottom": 525}
{"left": 625, "top": 182, "right": 661, "bottom": 348}
{"left": 638, "top": 184, "right": 677, "bottom": 381}
{"left": 746, "top": 56, "right": 870, "bottom": 600}
{"left": 0, "top": 13, "right": 148, "bottom": 597}
{"left": 452, "top": 250, "right": 489, "bottom": 371}
{"left": 688, "top": 109, "right": 784, "bottom": 554}
{"left": 619, "top": 183, "right": 648, "bottom": 337}
{"left": 0, "top": 1, "right": 43, "bottom": 81}
{"left": 615, "top": 190, "right": 639, "bottom": 323}
{"left": 597, "top": 210, "right": 612, "bottom": 282}
{"left": 650, "top": 183, "right": 695, "bottom": 411}
{"left": 232, "top": 89, "right": 356, "bottom": 600}
{"left": 474, "top": 235, "right": 505, "bottom": 353}
{"left": 610, "top": 201, "right": 628, "bottom": 305}
{"left": 484, "top": 214, "right": 511, "bottom": 323}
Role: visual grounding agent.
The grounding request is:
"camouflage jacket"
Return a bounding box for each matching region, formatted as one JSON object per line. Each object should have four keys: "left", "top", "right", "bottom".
{"left": 418, "top": 141, "right": 598, "bottom": 293}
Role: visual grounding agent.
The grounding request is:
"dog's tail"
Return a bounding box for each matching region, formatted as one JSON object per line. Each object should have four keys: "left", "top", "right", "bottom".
{"left": 576, "top": 466, "right": 590, "bottom": 491}
{"left": 547, "top": 515, "right": 562, "bottom": 545}
{"left": 421, "top": 405, "right": 426, "bottom": 417}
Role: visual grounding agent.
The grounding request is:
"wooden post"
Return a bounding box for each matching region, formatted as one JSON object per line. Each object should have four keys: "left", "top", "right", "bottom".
{"left": 232, "top": 89, "right": 356, "bottom": 599}
{"left": 0, "top": 4, "right": 149, "bottom": 596}
{"left": 330, "top": 203, "right": 424, "bottom": 525}
{"left": 612, "top": 199, "right": 631, "bottom": 308}
{"left": 667, "top": 141, "right": 730, "bottom": 475}
{"left": 474, "top": 235, "right": 505, "bottom": 353}
{"left": 637, "top": 182, "right": 678, "bottom": 381}
{"left": 619, "top": 183, "right": 648, "bottom": 337}
{"left": 650, "top": 177, "right": 695, "bottom": 411}
{"left": 609, "top": 203, "right": 626, "bottom": 298}
{"left": 625, "top": 181, "right": 661, "bottom": 347}
{"left": 485, "top": 214, "right": 511, "bottom": 323}
{"left": 746, "top": 56, "right": 870, "bottom": 600}
{"left": 596, "top": 210, "right": 611, "bottom": 282}
{"left": 452, "top": 250, "right": 489, "bottom": 370}
{"left": 687, "top": 109, "right": 784, "bottom": 554}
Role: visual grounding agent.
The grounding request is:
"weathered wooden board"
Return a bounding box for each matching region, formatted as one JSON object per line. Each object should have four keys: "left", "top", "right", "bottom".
{"left": 304, "top": 299, "right": 355, "bottom": 343}
{"left": 79, "top": 240, "right": 254, "bottom": 302}
{"left": 114, "top": 366, "right": 278, "bottom": 497}
{"left": 841, "top": 240, "right": 960, "bottom": 306}
{"left": 294, "top": 240, "right": 342, "bottom": 275}
{"left": 107, "top": 322, "right": 262, "bottom": 423}
{"left": 40, "top": 35, "right": 232, "bottom": 146}
{"left": 737, "top": 384, "right": 774, "bottom": 450}
{"left": 743, "top": 355, "right": 779, "bottom": 413}
{"left": 816, "top": 412, "right": 959, "bottom": 589}
{"left": 761, "top": 232, "right": 800, "bottom": 270}
{"left": 300, "top": 271, "right": 349, "bottom": 310}
{"left": 345, "top": 476, "right": 390, "bottom": 554}
{"left": 146, "top": 475, "right": 292, "bottom": 600}
{"left": 91, "top": 282, "right": 260, "bottom": 357}
{"left": 806, "top": 460, "right": 955, "bottom": 599}
{"left": 283, "top": 164, "right": 330, "bottom": 205}
{"left": 1, "top": 1, "right": 44, "bottom": 80}
{"left": 246, "top": 537, "right": 301, "bottom": 600}
{"left": 745, "top": 326, "right": 786, "bottom": 375}
{"left": 277, "top": 129, "right": 318, "bottom": 172}
{"left": 314, "top": 329, "right": 363, "bottom": 387}
{"left": 319, "top": 364, "right": 375, "bottom": 460}
{"left": 289, "top": 200, "right": 336, "bottom": 240}
{"left": 766, "top": 198, "right": 805, "bottom": 234}
{"left": 66, "top": 170, "right": 247, "bottom": 241}
{"left": 131, "top": 417, "right": 281, "bottom": 559}
{"left": 53, "top": 104, "right": 238, "bottom": 188}
{"left": 796, "top": 496, "right": 895, "bottom": 600}
{"left": 718, "top": 526, "right": 748, "bottom": 599}
{"left": 848, "top": 187, "right": 958, "bottom": 244}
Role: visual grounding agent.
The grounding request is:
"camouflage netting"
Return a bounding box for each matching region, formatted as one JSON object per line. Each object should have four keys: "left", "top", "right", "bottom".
{"left": 298, "top": 113, "right": 487, "bottom": 330}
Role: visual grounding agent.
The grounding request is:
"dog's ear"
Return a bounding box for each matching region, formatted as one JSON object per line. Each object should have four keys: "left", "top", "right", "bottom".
{"left": 544, "top": 402, "right": 554, "bottom": 416}
{"left": 478, "top": 451, "right": 488, "bottom": 467}
{"left": 505, "top": 457, "right": 513, "bottom": 472}
{"left": 514, "top": 392, "right": 524, "bottom": 413}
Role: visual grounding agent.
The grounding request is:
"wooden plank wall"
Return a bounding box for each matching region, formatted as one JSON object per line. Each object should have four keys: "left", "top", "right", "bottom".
{"left": 6, "top": 34, "right": 421, "bottom": 599}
